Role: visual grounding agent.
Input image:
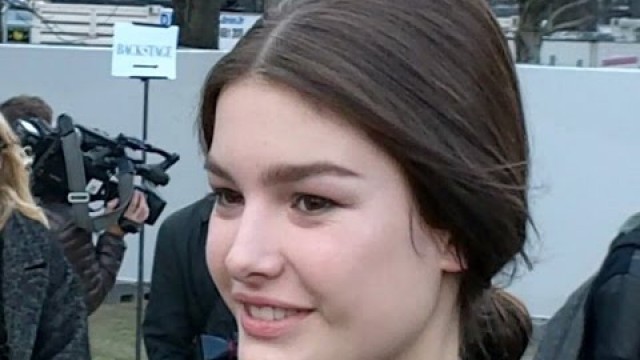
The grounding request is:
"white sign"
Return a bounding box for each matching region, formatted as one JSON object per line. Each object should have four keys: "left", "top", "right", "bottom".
{"left": 219, "top": 12, "right": 261, "bottom": 51}
{"left": 111, "top": 22, "right": 179, "bottom": 79}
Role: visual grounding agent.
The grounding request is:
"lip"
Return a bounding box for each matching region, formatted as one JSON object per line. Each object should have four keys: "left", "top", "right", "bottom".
{"left": 232, "top": 293, "right": 312, "bottom": 310}
{"left": 232, "top": 293, "right": 313, "bottom": 340}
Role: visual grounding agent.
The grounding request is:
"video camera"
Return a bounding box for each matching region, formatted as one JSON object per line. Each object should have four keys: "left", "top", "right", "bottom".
{"left": 12, "top": 113, "right": 180, "bottom": 232}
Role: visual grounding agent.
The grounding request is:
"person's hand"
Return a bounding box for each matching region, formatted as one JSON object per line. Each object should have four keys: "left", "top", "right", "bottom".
{"left": 105, "top": 191, "right": 150, "bottom": 237}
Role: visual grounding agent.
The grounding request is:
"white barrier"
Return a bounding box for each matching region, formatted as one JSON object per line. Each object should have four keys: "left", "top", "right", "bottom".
{"left": 30, "top": 1, "right": 166, "bottom": 46}
{"left": 511, "top": 65, "right": 640, "bottom": 317}
{"left": 6, "top": 4, "right": 260, "bottom": 49}
{"left": 0, "top": 44, "right": 639, "bottom": 318}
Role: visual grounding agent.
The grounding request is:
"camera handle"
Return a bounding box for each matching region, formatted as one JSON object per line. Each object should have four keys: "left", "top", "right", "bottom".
{"left": 59, "top": 115, "right": 135, "bottom": 232}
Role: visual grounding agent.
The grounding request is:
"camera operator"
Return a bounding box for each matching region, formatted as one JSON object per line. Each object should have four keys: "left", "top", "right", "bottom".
{"left": 1, "top": 95, "right": 150, "bottom": 314}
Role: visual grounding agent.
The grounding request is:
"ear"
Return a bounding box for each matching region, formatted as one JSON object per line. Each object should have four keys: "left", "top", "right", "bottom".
{"left": 432, "top": 229, "right": 466, "bottom": 273}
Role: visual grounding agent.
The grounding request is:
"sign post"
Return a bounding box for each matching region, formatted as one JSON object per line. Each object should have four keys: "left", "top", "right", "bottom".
{"left": 111, "top": 21, "right": 178, "bottom": 360}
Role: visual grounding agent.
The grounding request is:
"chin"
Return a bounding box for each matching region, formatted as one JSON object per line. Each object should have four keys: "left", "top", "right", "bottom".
{"left": 238, "top": 344, "right": 289, "bottom": 360}
{"left": 238, "top": 340, "right": 321, "bottom": 360}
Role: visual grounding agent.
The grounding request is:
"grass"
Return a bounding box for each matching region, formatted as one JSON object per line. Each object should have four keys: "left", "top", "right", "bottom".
{"left": 89, "top": 301, "right": 146, "bottom": 360}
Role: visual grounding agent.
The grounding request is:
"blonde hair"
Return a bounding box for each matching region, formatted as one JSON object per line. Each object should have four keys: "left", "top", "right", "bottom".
{"left": 0, "top": 113, "right": 48, "bottom": 228}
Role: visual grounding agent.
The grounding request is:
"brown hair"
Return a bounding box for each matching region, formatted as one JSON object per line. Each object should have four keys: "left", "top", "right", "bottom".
{"left": 198, "top": 0, "right": 532, "bottom": 358}
{"left": 0, "top": 95, "right": 54, "bottom": 125}
{"left": 464, "top": 288, "right": 533, "bottom": 359}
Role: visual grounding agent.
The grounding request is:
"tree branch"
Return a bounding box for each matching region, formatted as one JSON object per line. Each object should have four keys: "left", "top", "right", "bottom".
{"left": 520, "top": 0, "right": 548, "bottom": 21}
{"left": 544, "top": 14, "right": 596, "bottom": 34}
{"left": 545, "top": 0, "right": 592, "bottom": 30}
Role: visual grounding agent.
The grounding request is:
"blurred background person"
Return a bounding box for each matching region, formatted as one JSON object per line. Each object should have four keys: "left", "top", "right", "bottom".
{"left": 535, "top": 212, "right": 640, "bottom": 360}
{"left": 0, "top": 113, "right": 90, "bottom": 359}
{"left": 143, "top": 194, "right": 236, "bottom": 360}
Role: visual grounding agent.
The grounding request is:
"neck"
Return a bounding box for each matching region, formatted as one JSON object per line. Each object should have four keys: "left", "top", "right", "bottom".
{"left": 397, "top": 274, "right": 461, "bottom": 360}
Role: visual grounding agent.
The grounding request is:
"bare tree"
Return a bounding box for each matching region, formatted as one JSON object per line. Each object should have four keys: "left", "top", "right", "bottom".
{"left": 172, "top": 0, "right": 223, "bottom": 49}
{"left": 263, "top": 0, "right": 285, "bottom": 11}
{"left": 516, "top": 0, "right": 598, "bottom": 63}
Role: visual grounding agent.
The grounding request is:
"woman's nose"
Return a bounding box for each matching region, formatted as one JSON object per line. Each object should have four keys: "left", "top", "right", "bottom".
{"left": 224, "top": 206, "right": 285, "bottom": 286}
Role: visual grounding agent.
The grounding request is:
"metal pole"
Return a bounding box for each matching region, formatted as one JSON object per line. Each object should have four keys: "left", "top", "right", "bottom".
{"left": 135, "top": 77, "right": 150, "bottom": 360}
{"left": 1, "top": 1, "right": 9, "bottom": 43}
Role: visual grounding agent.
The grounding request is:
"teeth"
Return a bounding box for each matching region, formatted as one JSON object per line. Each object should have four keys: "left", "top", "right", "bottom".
{"left": 247, "top": 305, "right": 301, "bottom": 321}
{"left": 257, "top": 306, "right": 273, "bottom": 320}
{"left": 274, "top": 308, "right": 286, "bottom": 320}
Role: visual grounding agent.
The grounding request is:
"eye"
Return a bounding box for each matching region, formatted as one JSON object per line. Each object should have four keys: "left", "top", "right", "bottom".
{"left": 293, "top": 194, "right": 337, "bottom": 215}
{"left": 212, "top": 188, "right": 244, "bottom": 208}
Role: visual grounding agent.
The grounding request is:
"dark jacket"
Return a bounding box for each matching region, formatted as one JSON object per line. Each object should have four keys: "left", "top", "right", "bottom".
{"left": 533, "top": 277, "right": 593, "bottom": 360}
{"left": 535, "top": 214, "right": 640, "bottom": 360}
{"left": 580, "top": 223, "right": 640, "bottom": 360}
{"left": 143, "top": 195, "right": 236, "bottom": 360}
{"left": 41, "top": 201, "right": 126, "bottom": 314}
{"left": 1, "top": 211, "right": 90, "bottom": 359}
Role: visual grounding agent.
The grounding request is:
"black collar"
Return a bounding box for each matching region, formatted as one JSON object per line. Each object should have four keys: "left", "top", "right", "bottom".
{"left": 198, "top": 194, "right": 215, "bottom": 223}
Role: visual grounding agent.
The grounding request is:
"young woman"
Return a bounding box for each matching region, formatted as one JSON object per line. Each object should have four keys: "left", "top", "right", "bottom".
{"left": 199, "top": 0, "right": 532, "bottom": 359}
{"left": 0, "top": 114, "right": 90, "bottom": 359}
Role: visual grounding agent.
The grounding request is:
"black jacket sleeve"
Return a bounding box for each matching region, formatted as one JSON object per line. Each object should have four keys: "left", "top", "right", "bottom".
{"left": 143, "top": 208, "right": 199, "bottom": 360}
{"left": 43, "top": 202, "right": 126, "bottom": 314}
{"left": 591, "top": 250, "right": 640, "bottom": 360}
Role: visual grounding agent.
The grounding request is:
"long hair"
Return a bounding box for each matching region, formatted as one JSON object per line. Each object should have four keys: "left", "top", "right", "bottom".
{"left": 0, "top": 113, "right": 48, "bottom": 229}
{"left": 199, "top": 0, "right": 532, "bottom": 358}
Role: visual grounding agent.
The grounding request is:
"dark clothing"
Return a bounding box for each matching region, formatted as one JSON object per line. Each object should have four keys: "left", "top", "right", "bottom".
{"left": 143, "top": 195, "right": 236, "bottom": 360}
{"left": 534, "top": 276, "right": 593, "bottom": 360}
{"left": 581, "top": 225, "right": 640, "bottom": 360}
{"left": 535, "top": 217, "right": 640, "bottom": 360}
{"left": 41, "top": 201, "right": 127, "bottom": 314}
{"left": 1, "top": 211, "right": 90, "bottom": 359}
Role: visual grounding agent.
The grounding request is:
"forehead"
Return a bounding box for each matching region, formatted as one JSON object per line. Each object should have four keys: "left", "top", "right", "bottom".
{"left": 212, "top": 79, "right": 363, "bottom": 157}
{"left": 208, "top": 80, "right": 412, "bottom": 191}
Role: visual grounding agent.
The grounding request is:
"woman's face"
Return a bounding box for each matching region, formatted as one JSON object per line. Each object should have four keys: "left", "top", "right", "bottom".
{"left": 206, "top": 77, "right": 462, "bottom": 360}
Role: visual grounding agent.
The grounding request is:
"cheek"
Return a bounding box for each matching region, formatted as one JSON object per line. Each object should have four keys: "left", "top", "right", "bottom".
{"left": 289, "top": 211, "right": 430, "bottom": 301}
{"left": 292, "top": 208, "right": 444, "bottom": 325}
{"left": 206, "top": 217, "right": 232, "bottom": 295}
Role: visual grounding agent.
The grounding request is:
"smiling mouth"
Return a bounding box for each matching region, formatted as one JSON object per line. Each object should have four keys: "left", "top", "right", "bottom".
{"left": 246, "top": 305, "right": 305, "bottom": 321}
{"left": 240, "top": 304, "right": 313, "bottom": 339}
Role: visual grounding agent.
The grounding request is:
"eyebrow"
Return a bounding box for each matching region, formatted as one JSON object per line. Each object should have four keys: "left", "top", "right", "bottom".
{"left": 204, "top": 159, "right": 361, "bottom": 186}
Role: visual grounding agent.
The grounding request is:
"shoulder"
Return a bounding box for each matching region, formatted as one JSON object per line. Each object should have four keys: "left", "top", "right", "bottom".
{"left": 607, "top": 221, "right": 640, "bottom": 259}
{"left": 2, "top": 211, "right": 63, "bottom": 272}
{"left": 592, "top": 227, "right": 640, "bottom": 294}
{"left": 38, "top": 200, "right": 75, "bottom": 231}
{"left": 3, "top": 211, "right": 51, "bottom": 250}
{"left": 160, "top": 195, "right": 214, "bottom": 230}
{"left": 619, "top": 212, "right": 640, "bottom": 236}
